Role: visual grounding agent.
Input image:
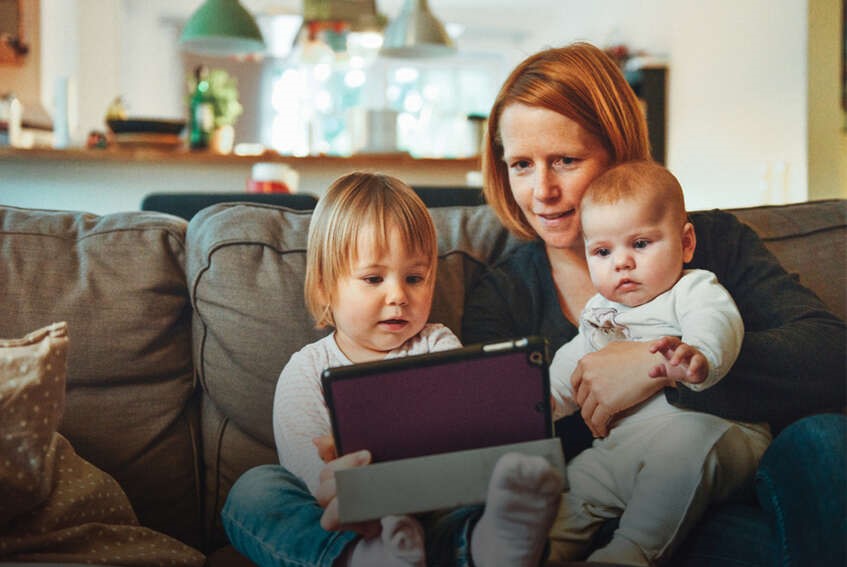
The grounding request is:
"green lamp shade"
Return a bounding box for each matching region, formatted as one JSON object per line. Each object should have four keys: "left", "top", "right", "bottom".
{"left": 180, "top": 0, "right": 265, "bottom": 56}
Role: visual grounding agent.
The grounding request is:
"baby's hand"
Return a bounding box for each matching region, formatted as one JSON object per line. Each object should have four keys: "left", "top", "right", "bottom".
{"left": 648, "top": 336, "right": 709, "bottom": 384}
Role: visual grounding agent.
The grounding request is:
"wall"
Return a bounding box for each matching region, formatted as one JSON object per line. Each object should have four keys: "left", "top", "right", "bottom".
{"left": 807, "top": 0, "right": 847, "bottom": 199}
{"left": 0, "top": 0, "right": 41, "bottom": 118}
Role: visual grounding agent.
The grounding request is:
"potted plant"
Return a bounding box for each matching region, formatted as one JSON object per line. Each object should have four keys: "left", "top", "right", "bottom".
{"left": 187, "top": 67, "right": 243, "bottom": 153}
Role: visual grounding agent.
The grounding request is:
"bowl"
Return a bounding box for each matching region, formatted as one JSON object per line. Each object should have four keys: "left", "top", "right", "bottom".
{"left": 107, "top": 118, "right": 186, "bottom": 135}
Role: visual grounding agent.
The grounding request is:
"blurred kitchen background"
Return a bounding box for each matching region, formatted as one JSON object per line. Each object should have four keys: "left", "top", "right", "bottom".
{"left": 0, "top": 0, "right": 844, "bottom": 213}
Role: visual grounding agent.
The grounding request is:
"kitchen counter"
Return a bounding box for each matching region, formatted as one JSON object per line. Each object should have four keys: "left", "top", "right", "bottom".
{"left": 0, "top": 148, "right": 481, "bottom": 215}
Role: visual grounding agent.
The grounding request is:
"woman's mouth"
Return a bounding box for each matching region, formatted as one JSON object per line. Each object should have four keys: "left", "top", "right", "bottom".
{"left": 537, "top": 209, "right": 575, "bottom": 222}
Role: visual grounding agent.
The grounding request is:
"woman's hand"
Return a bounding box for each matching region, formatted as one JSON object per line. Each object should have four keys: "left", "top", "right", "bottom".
{"left": 571, "top": 341, "right": 672, "bottom": 437}
{"left": 313, "top": 445, "right": 381, "bottom": 537}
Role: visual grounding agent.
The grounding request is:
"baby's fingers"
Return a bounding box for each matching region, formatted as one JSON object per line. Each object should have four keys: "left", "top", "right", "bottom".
{"left": 669, "top": 344, "right": 696, "bottom": 366}
{"left": 685, "top": 356, "right": 709, "bottom": 384}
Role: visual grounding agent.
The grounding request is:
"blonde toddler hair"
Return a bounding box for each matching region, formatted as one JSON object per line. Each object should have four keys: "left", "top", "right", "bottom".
{"left": 304, "top": 172, "right": 438, "bottom": 328}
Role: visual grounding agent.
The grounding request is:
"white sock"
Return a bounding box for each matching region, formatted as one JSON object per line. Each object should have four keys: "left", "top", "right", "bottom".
{"left": 470, "top": 452, "right": 564, "bottom": 567}
{"left": 346, "top": 515, "right": 426, "bottom": 567}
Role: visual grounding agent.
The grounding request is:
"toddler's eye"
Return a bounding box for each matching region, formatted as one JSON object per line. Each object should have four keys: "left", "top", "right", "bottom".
{"left": 363, "top": 276, "right": 383, "bottom": 284}
{"left": 634, "top": 240, "right": 649, "bottom": 249}
{"left": 406, "top": 275, "right": 425, "bottom": 284}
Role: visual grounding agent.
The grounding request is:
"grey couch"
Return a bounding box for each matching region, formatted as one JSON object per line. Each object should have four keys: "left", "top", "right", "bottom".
{"left": 0, "top": 198, "right": 843, "bottom": 565}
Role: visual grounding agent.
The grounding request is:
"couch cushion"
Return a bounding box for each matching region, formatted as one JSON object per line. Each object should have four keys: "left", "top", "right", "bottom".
{"left": 727, "top": 199, "right": 846, "bottom": 320}
{"left": 186, "top": 202, "right": 519, "bottom": 548}
{"left": 0, "top": 206, "right": 202, "bottom": 549}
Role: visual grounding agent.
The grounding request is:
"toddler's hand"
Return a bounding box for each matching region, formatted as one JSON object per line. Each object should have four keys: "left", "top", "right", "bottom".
{"left": 313, "top": 435, "right": 337, "bottom": 463}
{"left": 315, "top": 449, "right": 381, "bottom": 537}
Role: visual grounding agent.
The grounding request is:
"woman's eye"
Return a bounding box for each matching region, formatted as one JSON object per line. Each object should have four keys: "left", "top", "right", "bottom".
{"left": 553, "top": 156, "right": 577, "bottom": 168}
{"left": 510, "top": 159, "right": 532, "bottom": 172}
{"left": 634, "top": 240, "right": 649, "bottom": 249}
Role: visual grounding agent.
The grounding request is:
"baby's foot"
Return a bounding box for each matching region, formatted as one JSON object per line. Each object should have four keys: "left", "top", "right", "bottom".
{"left": 470, "top": 453, "right": 564, "bottom": 567}
{"left": 347, "top": 515, "right": 425, "bottom": 567}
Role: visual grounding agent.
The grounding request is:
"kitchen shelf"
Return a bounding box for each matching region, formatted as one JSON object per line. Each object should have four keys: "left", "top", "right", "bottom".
{"left": 0, "top": 147, "right": 481, "bottom": 169}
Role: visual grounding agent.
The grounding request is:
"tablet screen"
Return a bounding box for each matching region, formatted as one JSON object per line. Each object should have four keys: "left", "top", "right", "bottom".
{"left": 322, "top": 336, "right": 552, "bottom": 462}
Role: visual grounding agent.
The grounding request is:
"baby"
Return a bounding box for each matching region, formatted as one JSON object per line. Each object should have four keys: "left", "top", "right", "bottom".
{"left": 547, "top": 161, "right": 771, "bottom": 565}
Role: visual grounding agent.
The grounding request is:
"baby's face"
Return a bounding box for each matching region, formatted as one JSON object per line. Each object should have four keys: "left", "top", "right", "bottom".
{"left": 330, "top": 224, "right": 434, "bottom": 362}
{"left": 582, "top": 198, "right": 695, "bottom": 307}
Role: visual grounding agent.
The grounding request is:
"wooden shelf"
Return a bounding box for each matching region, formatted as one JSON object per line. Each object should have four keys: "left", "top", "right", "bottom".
{"left": 0, "top": 147, "right": 481, "bottom": 169}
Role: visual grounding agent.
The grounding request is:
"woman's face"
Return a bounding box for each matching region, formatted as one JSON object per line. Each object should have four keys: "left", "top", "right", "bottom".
{"left": 499, "top": 103, "right": 612, "bottom": 251}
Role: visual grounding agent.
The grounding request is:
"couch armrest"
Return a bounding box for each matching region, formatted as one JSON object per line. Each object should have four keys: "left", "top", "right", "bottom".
{"left": 755, "top": 413, "right": 847, "bottom": 566}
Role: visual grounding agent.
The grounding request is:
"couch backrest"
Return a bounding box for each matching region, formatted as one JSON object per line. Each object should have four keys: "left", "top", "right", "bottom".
{"left": 0, "top": 206, "right": 202, "bottom": 548}
{"left": 728, "top": 199, "right": 846, "bottom": 320}
{"left": 185, "top": 202, "right": 519, "bottom": 547}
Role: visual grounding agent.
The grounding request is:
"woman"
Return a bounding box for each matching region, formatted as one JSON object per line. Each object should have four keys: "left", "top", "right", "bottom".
{"left": 461, "top": 42, "right": 845, "bottom": 563}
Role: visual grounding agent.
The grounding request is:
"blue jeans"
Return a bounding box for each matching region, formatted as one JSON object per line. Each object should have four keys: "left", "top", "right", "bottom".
{"left": 221, "top": 464, "right": 483, "bottom": 567}
{"left": 754, "top": 413, "right": 847, "bottom": 567}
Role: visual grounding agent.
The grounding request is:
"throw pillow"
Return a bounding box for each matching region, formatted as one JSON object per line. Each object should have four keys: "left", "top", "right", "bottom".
{"left": 0, "top": 321, "right": 68, "bottom": 529}
{"left": 0, "top": 322, "right": 204, "bottom": 566}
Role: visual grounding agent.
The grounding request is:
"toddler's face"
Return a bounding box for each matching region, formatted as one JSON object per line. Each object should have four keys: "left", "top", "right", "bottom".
{"left": 582, "top": 198, "right": 695, "bottom": 307}
{"left": 330, "top": 224, "right": 434, "bottom": 362}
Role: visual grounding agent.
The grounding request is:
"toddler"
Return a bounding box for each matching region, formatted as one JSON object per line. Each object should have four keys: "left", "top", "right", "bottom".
{"left": 224, "top": 172, "right": 564, "bottom": 567}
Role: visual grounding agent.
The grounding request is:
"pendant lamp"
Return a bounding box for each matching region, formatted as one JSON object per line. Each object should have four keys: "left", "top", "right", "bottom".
{"left": 379, "top": 0, "right": 455, "bottom": 58}
{"left": 180, "top": 0, "right": 266, "bottom": 56}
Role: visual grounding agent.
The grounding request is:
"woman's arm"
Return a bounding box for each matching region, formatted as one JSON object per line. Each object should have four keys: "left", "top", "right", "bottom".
{"left": 676, "top": 211, "right": 846, "bottom": 427}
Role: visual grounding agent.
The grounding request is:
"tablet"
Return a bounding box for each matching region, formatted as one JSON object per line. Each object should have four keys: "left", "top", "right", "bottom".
{"left": 322, "top": 336, "right": 552, "bottom": 463}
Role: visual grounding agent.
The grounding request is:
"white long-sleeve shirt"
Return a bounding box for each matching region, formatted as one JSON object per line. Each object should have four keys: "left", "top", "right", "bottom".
{"left": 273, "top": 323, "right": 462, "bottom": 494}
{"left": 550, "top": 269, "right": 744, "bottom": 424}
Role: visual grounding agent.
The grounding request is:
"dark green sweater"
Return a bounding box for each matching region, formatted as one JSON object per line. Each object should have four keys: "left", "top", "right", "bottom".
{"left": 462, "top": 209, "right": 846, "bottom": 455}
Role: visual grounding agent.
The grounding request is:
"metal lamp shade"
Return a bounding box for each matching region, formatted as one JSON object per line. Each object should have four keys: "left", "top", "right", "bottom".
{"left": 180, "top": 0, "right": 266, "bottom": 56}
{"left": 380, "top": 0, "right": 455, "bottom": 58}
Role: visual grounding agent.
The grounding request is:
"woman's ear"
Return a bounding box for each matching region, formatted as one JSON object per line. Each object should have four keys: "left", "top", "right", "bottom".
{"left": 681, "top": 222, "right": 697, "bottom": 263}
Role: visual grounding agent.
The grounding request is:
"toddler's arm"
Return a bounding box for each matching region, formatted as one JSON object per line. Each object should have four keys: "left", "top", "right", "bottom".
{"left": 273, "top": 350, "right": 333, "bottom": 494}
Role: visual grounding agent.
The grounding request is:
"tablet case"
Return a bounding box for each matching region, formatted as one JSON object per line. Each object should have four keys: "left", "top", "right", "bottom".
{"left": 322, "top": 336, "right": 552, "bottom": 463}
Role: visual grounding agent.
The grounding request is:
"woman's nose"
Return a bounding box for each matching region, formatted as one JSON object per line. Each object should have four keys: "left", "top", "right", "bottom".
{"left": 533, "top": 167, "right": 560, "bottom": 201}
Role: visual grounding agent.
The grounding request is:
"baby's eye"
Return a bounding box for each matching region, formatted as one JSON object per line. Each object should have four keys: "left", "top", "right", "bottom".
{"left": 362, "top": 276, "right": 383, "bottom": 284}
{"left": 593, "top": 247, "right": 610, "bottom": 257}
{"left": 633, "top": 240, "right": 649, "bottom": 249}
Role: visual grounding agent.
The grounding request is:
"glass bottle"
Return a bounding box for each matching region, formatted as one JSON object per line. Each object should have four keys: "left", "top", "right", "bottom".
{"left": 189, "top": 65, "right": 214, "bottom": 150}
